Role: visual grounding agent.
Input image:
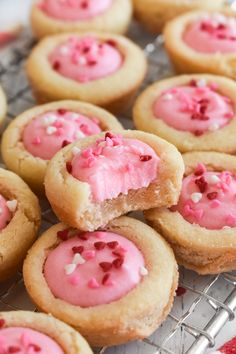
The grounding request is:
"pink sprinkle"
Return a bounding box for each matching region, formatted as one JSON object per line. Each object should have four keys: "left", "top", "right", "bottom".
{"left": 223, "top": 96, "right": 232, "bottom": 104}
{"left": 82, "top": 147, "right": 93, "bottom": 158}
{"left": 95, "top": 232, "right": 106, "bottom": 239}
{"left": 80, "top": 123, "right": 91, "bottom": 135}
{"left": 83, "top": 250, "right": 96, "bottom": 260}
{"left": 117, "top": 246, "right": 127, "bottom": 253}
{"left": 105, "top": 137, "right": 114, "bottom": 147}
{"left": 69, "top": 275, "right": 80, "bottom": 286}
{"left": 93, "top": 146, "right": 103, "bottom": 156}
{"left": 32, "top": 136, "right": 41, "bottom": 145}
{"left": 55, "top": 127, "right": 64, "bottom": 136}
{"left": 209, "top": 82, "right": 219, "bottom": 91}
{"left": 53, "top": 120, "right": 63, "bottom": 128}
{"left": 21, "top": 333, "right": 30, "bottom": 347}
{"left": 194, "top": 163, "right": 206, "bottom": 176}
{"left": 210, "top": 199, "right": 221, "bottom": 208}
{"left": 224, "top": 112, "right": 234, "bottom": 119}
{"left": 225, "top": 213, "right": 236, "bottom": 227}
{"left": 193, "top": 209, "right": 204, "bottom": 222}
{"left": 91, "top": 117, "right": 99, "bottom": 124}
{"left": 88, "top": 278, "right": 100, "bottom": 289}
{"left": 183, "top": 204, "right": 192, "bottom": 217}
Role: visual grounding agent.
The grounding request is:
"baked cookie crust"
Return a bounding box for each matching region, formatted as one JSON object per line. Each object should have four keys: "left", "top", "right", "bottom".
{"left": 133, "top": 0, "right": 223, "bottom": 34}
{"left": 145, "top": 152, "right": 236, "bottom": 275}
{"left": 23, "top": 216, "right": 178, "bottom": 347}
{"left": 0, "top": 311, "right": 93, "bottom": 354}
{"left": 31, "top": 0, "right": 132, "bottom": 39}
{"left": 0, "top": 168, "right": 41, "bottom": 281}
{"left": 44, "top": 130, "right": 184, "bottom": 231}
{"left": 26, "top": 32, "right": 147, "bottom": 114}
{"left": 133, "top": 74, "right": 236, "bottom": 153}
{"left": 164, "top": 10, "right": 236, "bottom": 80}
{"left": 1, "top": 100, "right": 123, "bottom": 194}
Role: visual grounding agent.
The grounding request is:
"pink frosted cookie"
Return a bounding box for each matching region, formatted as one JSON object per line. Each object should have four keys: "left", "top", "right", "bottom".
{"left": 0, "top": 311, "right": 92, "bottom": 354}
{"left": 23, "top": 216, "right": 178, "bottom": 346}
{"left": 1, "top": 100, "right": 123, "bottom": 193}
{"left": 145, "top": 151, "right": 236, "bottom": 275}
{"left": 26, "top": 32, "right": 147, "bottom": 114}
{"left": 0, "top": 168, "right": 40, "bottom": 282}
{"left": 133, "top": 74, "right": 236, "bottom": 153}
{"left": 44, "top": 130, "right": 184, "bottom": 231}
{"left": 164, "top": 11, "right": 236, "bottom": 80}
{"left": 31, "top": 0, "right": 132, "bottom": 39}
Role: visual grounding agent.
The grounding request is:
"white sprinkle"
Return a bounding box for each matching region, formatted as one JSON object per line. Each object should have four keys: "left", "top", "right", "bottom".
{"left": 209, "top": 123, "right": 219, "bottom": 132}
{"left": 223, "top": 226, "right": 231, "bottom": 230}
{"left": 46, "top": 126, "right": 57, "bottom": 135}
{"left": 6, "top": 200, "right": 17, "bottom": 212}
{"left": 212, "top": 13, "right": 227, "bottom": 24}
{"left": 140, "top": 266, "right": 149, "bottom": 276}
{"left": 72, "top": 253, "right": 86, "bottom": 265}
{"left": 76, "top": 131, "right": 85, "bottom": 139}
{"left": 64, "top": 263, "right": 76, "bottom": 275}
{"left": 72, "top": 146, "right": 81, "bottom": 156}
{"left": 196, "top": 78, "right": 207, "bottom": 88}
{"left": 69, "top": 113, "right": 79, "bottom": 120}
{"left": 60, "top": 46, "right": 70, "bottom": 55}
{"left": 190, "top": 192, "right": 202, "bottom": 204}
{"left": 208, "top": 175, "right": 220, "bottom": 185}
{"left": 78, "top": 56, "right": 87, "bottom": 66}
{"left": 162, "top": 93, "right": 173, "bottom": 101}
{"left": 43, "top": 114, "right": 57, "bottom": 126}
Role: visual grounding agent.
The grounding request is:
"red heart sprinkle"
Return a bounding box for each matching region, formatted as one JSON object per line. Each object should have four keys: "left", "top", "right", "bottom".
{"left": 102, "top": 273, "right": 110, "bottom": 285}
{"left": 29, "top": 344, "right": 41, "bottom": 352}
{"left": 8, "top": 346, "right": 21, "bottom": 353}
{"left": 194, "top": 130, "right": 204, "bottom": 136}
{"left": 94, "top": 242, "right": 106, "bottom": 250}
{"left": 113, "top": 258, "right": 124, "bottom": 269}
{"left": 190, "top": 79, "right": 197, "bottom": 86}
{"left": 140, "top": 155, "right": 152, "bottom": 162}
{"left": 61, "top": 140, "right": 71, "bottom": 148}
{"left": 107, "top": 241, "right": 118, "bottom": 249}
{"left": 57, "top": 108, "right": 67, "bottom": 115}
{"left": 99, "top": 262, "right": 112, "bottom": 272}
{"left": 106, "top": 39, "right": 116, "bottom": 47}
{"left": 88, "top": 60, "right": 97, "bottom": 66}
{"left": 195, "top": 176, "right": 208, "bottom": 193}
{"left": 66, "top": 161, "right": 72, "bottom": 173}
{"left": 77, "top": 234, "right": 88, "bottom": 241}
{"left": 0, "top": 319, "right": 5, "bottom": 328}
{"left": 53, "top": 61, "right": 60, "bottom": 70}
{"left": 72, "top": 246, "right": 84, "bottom": 254}
{"left": 105, "top": 132, "right": 114, "bottom": 139}
{"left": 80, "top": 1, "right": 88, "bottom": 8}
{"left": 207, "top": 192, "right": 218, "bottom": 200}
{"left": 112, "top": 251, "right": 123, "bottom": 257}
{"left": 57, "top": 229, "right": 69, "bottom": 241}
{"left": 176, "top": 286, "right": 187, "bottom": 297}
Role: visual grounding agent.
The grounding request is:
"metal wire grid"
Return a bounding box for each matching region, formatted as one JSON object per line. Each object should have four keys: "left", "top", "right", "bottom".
{"left": 0, "top": 28, "right": 236, "bottom": 354}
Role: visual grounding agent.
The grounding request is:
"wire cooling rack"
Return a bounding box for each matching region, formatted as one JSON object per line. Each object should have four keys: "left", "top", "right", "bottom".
{"left": 1, "top": 23, "right": 236, "bottom": 354}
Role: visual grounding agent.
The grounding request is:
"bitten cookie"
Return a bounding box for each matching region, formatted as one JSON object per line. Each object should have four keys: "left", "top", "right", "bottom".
{"left": 31, "top": 0, "right": 132, "bottom": 39}
{"left": 44, "top": 130, "right": 184, "bottom": 231}
{"left": 133, "top": 74, "right": 236, "bottom": 153}
{"left": 1, "top": 100, "right": 123, "bottom": 193}
{"left": 0, "top": 311, "right": 92, "bottom": 354}
{"left": 26, "top": 33, "right": 147, "bottom": 114}
{"left": 145, "top": 152, "right": 236, "bottom": 275}
{"left": 164, "top": 11, "right": 236, "bottom": 80}
{"left": 23, "top": 216, "right": 178, "bottom": 347}
{"left": 133, "top": 0, "right": 224, "bottom": 34}
{"left": 0, "top": 168, "right": 40, "bottom": 281}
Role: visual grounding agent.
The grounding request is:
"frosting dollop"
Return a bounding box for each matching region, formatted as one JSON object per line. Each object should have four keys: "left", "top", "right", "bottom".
{"left": 0, "top": 195, "right": 15, "bottom": 231}
{"left": 22, "top": 109, "right": 101, "bottom": 160}
{"left": 153, "top": 80, "right": 234, "bottom": 135}
{"left": 0, "top": 327, "right": 64, "bottom": 353}
{"left": 176, "top": 164, "right": 236, "bottom": 230}
{"left": 183, "top": 14, "right": 236, "bottom": 54}
{"left": 44, "top": 231, "right": 146, "bottom": 307}
{"left": 40, "top": 0, "right": 112, "bottom": 21}
{"left": 69, "top": 133, "right": 159, "bottom": 202}
{"left": 49, "top": 36, "right": 122, "bottom": 83}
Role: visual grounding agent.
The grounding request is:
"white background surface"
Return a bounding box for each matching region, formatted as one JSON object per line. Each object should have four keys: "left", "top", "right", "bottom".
{"left": 0, "top": 1, "right": 236, "bottom": 353}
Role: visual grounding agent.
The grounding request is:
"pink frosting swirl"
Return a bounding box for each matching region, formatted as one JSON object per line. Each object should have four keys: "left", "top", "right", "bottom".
{"left": 153, "top": 80, "right": 234, "bottom": 135}
{"left": 49, "top": 36, "right": 123, "bottom": 83}
{"left": 44, "top": 231, "right": 146, "bottom": 307}
{"left": 175, "top": 163, "right": 236, "bottom": 230}
{"left": 22, "top": 109, "right": 101, "bottom": 160}
{"left": 69, "top": 133, "right": 159, "bottom": 202}
{"left": 40, "top": 0, "right": 112, "bottom": 21}
{"left": 0, "top": 327, "right": 64, "bottom": 353}
{"left": 0, "top": 195, "right": 13, "bottom": 231}
{"left": 183, "top": 14, "right": 236, "bottom": 54}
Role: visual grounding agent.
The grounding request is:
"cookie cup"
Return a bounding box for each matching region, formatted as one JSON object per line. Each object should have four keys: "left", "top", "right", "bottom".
{"left": 164, "top": 10, "right": 236, "bottom": 80}
{"left": 31, "top": 0, "right": 132, "bottom": 39}
{"left": 133, "top": 0, "right": 223, "bottom": 34}
{"left": 26, "top": 32, "right": 147, "bottom": 114}
{"left": 0, "top": 311, "right": 93, "bottom": 354}
{"left": 0, "top": 168, "right": 41, "bottom": 281}
{"left": 44, "top": 130, "right": 184, "bottom": 231}
{"left": 1, "top": 100, "right": 123, "bottom": 194}
{"left": 145, "top": 151, "right": 236, "bottom": 275}
{"left": 133, "top": 74, "right": 236, "bottom": 153}
{"left": 23, "top": 216, "right": 178, "bottom": 347}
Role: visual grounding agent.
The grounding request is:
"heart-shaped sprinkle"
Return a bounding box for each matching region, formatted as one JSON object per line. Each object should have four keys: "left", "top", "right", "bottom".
{"left": 99, "top": 262, "right": 112, "bottom": 272}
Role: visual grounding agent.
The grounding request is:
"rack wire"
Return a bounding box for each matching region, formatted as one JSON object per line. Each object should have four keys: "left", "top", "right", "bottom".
{"left": 1, "top": 24, "right": 236, "bottom": 354}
